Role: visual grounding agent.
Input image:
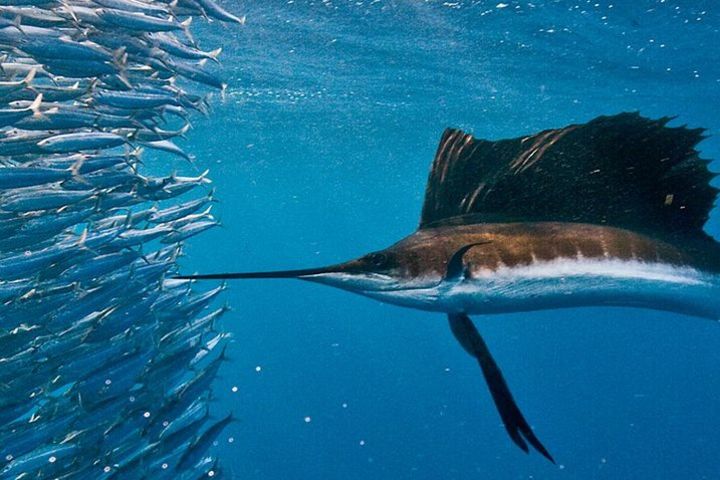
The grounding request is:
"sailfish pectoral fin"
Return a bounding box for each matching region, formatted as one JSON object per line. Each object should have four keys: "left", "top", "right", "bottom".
{"left": 447, "top": 313, "right": 555, "bottom": 463}
{"left": 443, "top": 241, "right": 491, "bottom": 282}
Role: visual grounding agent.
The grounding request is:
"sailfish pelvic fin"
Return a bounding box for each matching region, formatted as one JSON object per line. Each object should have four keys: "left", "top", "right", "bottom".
{"left": 447, "top": 312, "right": 555, "bottom": 463}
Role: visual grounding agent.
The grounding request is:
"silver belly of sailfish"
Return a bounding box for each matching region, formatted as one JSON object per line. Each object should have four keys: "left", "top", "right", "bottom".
{"left": 361, "top": 259, "right": 720, "bottom": 320}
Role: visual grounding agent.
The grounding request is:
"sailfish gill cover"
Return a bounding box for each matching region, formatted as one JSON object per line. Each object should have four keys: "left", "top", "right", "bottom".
{"left": 0, "top": 1, "right": 242, "bottom": 478}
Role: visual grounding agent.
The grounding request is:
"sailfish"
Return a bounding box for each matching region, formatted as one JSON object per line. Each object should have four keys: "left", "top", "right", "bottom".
{"left": 177, "top": 113, "right": 720, "bottom": 462}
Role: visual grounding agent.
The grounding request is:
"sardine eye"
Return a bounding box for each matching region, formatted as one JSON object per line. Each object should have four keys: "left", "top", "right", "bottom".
{"left": 366, "top": 252, "right": 388, "bottom": 268}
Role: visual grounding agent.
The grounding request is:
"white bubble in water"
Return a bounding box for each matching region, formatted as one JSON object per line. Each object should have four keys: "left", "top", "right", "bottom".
{"left": 231, "top": 386, "right": 238, "bottom": 393}
{"left": 208, "top": 471, "right": 215, "bottom": 477}
{"left": 304, "top": 416, "right": 311, "bottom": 423}
{"left": 48, "top": 456, "right": 56, "bottom": 463}
{"left": 163, "top": 421, "right": 169, "bottom": 427}
{"left": 341, "top": 403, "right": 348, "bottom": 409}
{"left": 104, "top": 379, "right": 112, "bottom": 385}
{"left": 228, "top": 437, "right": 235, "bottom": 444}
{"left": 161, "top": 463, "right": 168, "bottom": 470}
{"left": 255, "top": 366, "right": 262, "bottom": 372}
{"left": 359, "top": 440, "right": 365, "bottom": 446}
{"left": 103, "top": 466, "right": 111, "bottom": 473}
{"left": 5, "top": 455, "right": 12, "bottom": 461}
{"left": 143, "top": 411, "right": 150, "bottom": 418}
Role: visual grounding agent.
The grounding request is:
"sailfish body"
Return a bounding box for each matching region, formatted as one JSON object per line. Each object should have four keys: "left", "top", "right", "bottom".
{"left": 315, "top": 222, "right": 720, "bottom": 320}
{"left": 178, "top": 113, "right": 720, "bottom": 462}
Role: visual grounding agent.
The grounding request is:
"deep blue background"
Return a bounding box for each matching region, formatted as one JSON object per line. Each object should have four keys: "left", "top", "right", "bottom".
{"left": 182, "top": 1, "right": 720, "bottom": 478}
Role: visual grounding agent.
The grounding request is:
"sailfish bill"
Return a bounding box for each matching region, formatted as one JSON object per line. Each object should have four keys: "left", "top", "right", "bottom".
{"left": 174, "top": 265, "right": 343, "bottom": 280}
{"left": 177, "top": 113, "right": 720, "bottom": 461}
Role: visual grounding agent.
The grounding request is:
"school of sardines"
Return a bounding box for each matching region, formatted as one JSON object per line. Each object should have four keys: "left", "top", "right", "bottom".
{"left": 0, "top": 0, "right": 243, "bottom": 478}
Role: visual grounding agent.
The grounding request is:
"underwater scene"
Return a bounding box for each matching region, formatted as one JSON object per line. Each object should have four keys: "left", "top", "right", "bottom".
{"left": 1, "top": 0, "right": 719, "bottom": 479}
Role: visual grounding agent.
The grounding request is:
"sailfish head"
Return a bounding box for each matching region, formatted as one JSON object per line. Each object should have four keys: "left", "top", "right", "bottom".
{"left": 174, "top": 246, "right": 425, "bottom": 295}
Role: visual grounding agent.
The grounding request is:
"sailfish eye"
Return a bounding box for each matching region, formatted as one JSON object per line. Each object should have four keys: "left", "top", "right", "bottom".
{"left": 366, "top": 252, "right": 388, "bottom": 268}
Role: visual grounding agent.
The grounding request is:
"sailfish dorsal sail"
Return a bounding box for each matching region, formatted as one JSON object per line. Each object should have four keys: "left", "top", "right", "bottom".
{"left": 419, "top": 113, "right": 717, "bottom": 243}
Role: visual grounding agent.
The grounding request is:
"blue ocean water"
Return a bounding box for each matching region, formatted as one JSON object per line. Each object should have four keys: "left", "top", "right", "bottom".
{"left": 186, "top": 1, "right": 720, "bottom": 478}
